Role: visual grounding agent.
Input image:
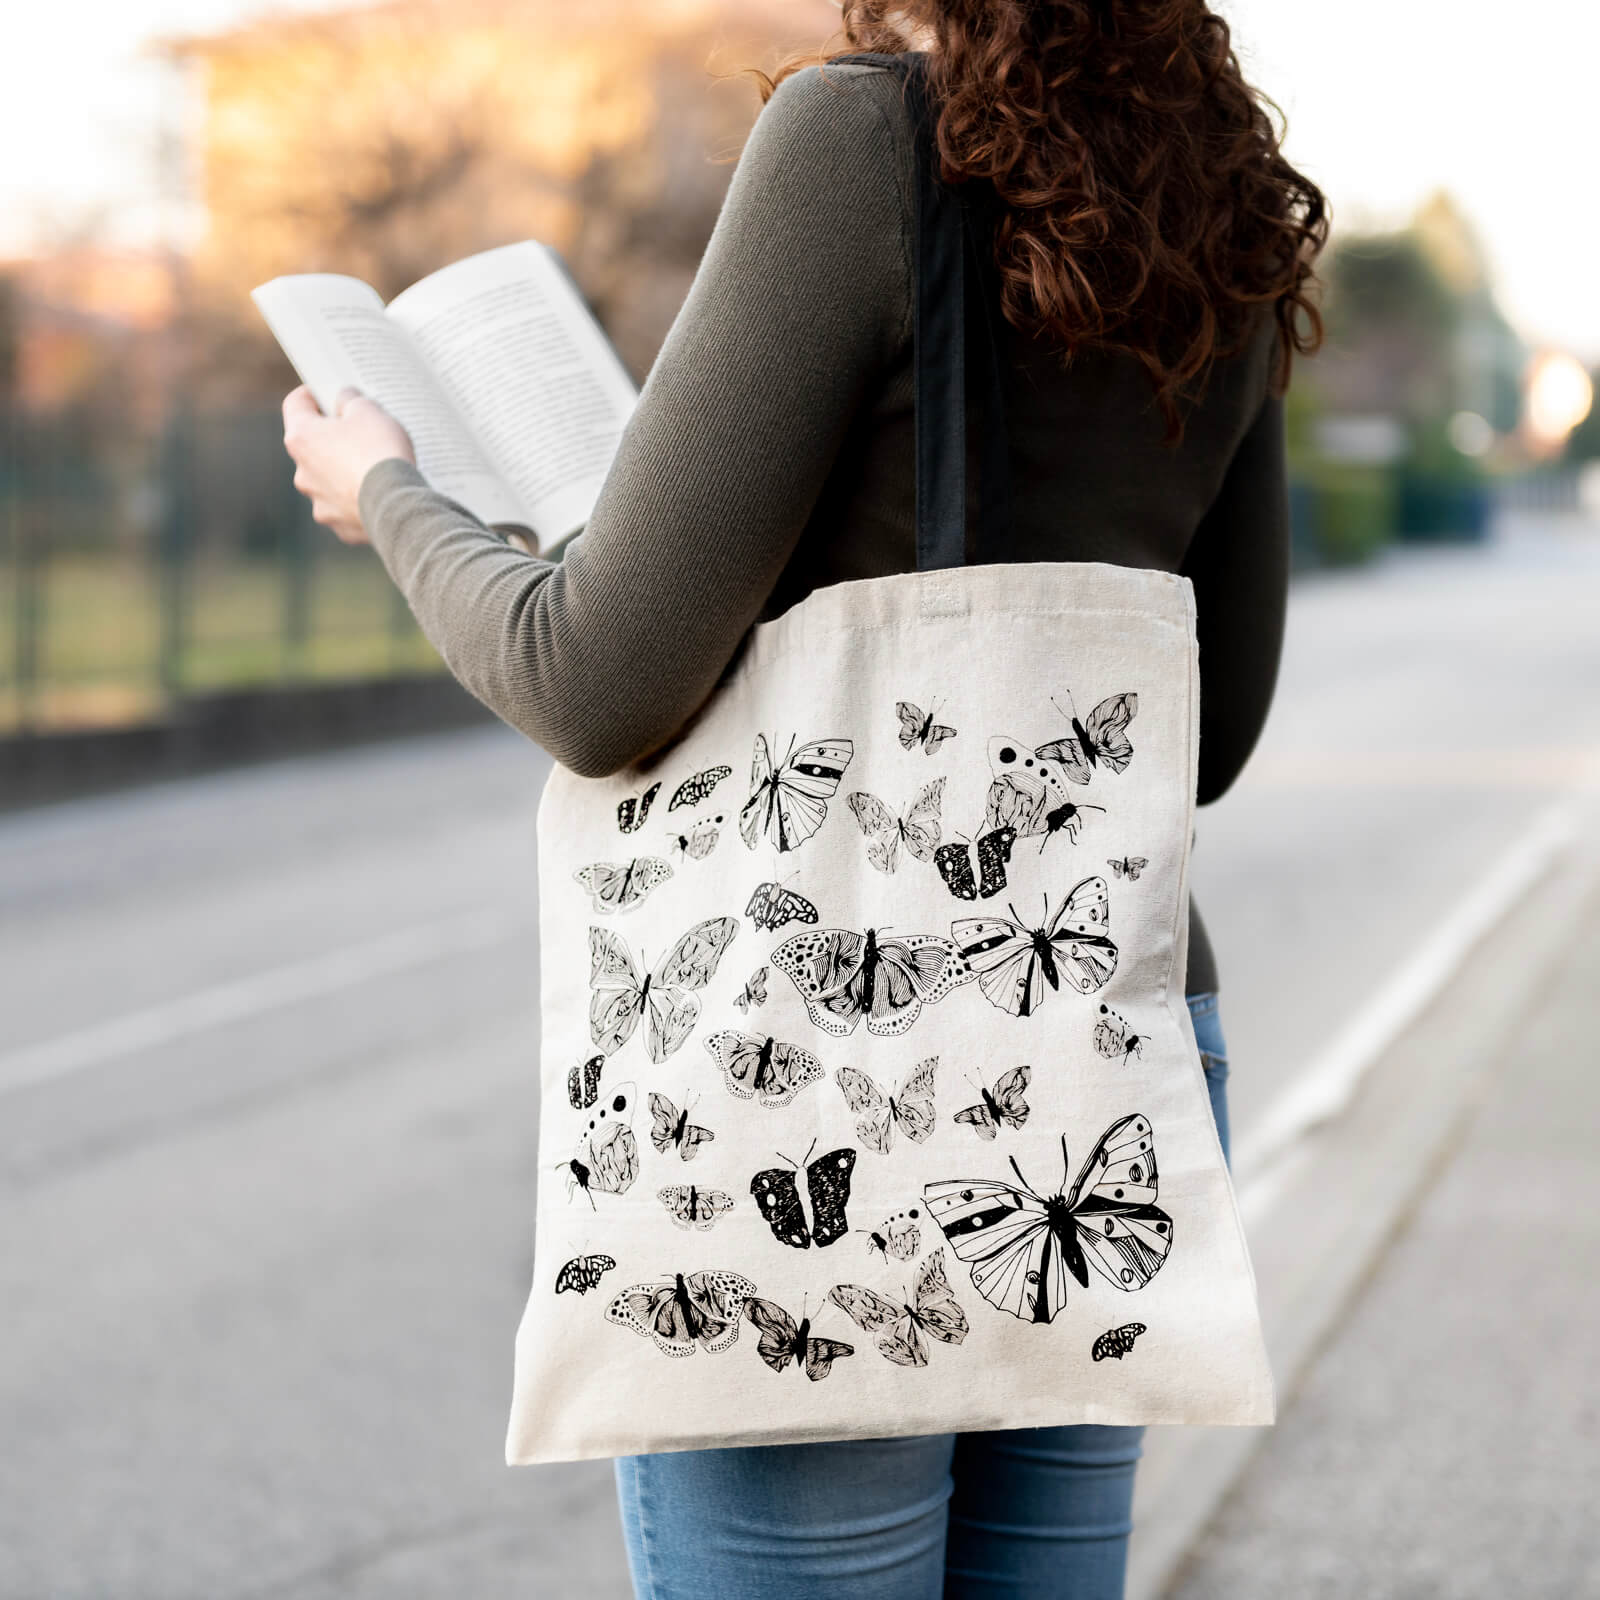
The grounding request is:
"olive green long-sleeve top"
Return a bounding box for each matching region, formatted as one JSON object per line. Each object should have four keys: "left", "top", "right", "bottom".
{"left": 357, "top": 61, "right": 1291, "bottom": 995}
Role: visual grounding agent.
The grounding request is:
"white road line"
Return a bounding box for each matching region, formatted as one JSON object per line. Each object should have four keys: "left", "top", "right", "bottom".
{"left": 0, "top": 906, "right": 536, "bottom": 1098}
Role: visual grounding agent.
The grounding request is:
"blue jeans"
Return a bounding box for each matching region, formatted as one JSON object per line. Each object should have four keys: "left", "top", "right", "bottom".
{"left": 615, "top": 993, "right": 1232, "bottom": 1600}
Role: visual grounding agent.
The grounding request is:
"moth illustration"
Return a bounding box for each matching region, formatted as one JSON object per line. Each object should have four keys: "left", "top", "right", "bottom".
{"left": 952, "top": 878, "right": 1118, "bottom": 1017}
{"left": 897, "top": 699, "right": 958, "bottom": 755}
{"left": 935, "top": 826, "right": 1018, "bottom": 902}
{"left": 772, "top": 926, "right": 973, "bottom": 1038}
{"left": 1107, "top": 856, "right": 1149, "bottom": 882}
{"left": 751, "top": 1141, "right": 857, "bottom": 1250}
{"left": 567, "top": 1052, "right": 605, "bottom": 1111}
{"left": 605, "top": 1269, "right": 757, "bottom": 1358}
{"left": 925, "top": 1116, "right": 1173, "bottom": 1323}
{"left": 554, "top": 1254, "right": 616, "bottom": 1296}
{"left": 835, "top": 1056, "right": 939, "bottom": 1154}
{"left": 1092, "top": 1322, "right": 1147, "bottom": 1362}
{"left": 953, "top": 1063, "right": 1032, "bottom": 1140}
{"left": 1041, "top": 691, "right": 1138, "bottom": 784}
{"left": 648, "top": 1091, "right": 715, "bottom": 1161}
{"left": 743, "top": 1297, "right": 855, "bottom": 1381}
{"left": 573, "top": 856, "right": 673, "bottom": 916}
{"left": 669, "top": 765, "right": 732, "bottom": 811}
{"left": 863, "top": 1207, "right": 923, "bottom": 1262}
{"left": 658, "top": 1184, "right": 736, "bottom": 1230}
{"left": 616, "top": 783, "right": 661, "bottom": 834}
{"left": 1094, "top": 1005, "right": 1147, "bottom": 1062}
{"left": 668, "top": 814, "right": 724, "bottom": 861}
{"left": 588, "top": 917, "right": 739, "bottom": 1063}
{"left": 745, "top": 881, "right": 820, "bottom": 933}
{"left": 984, "top": 739, "right": 1104, "bottom": 845}
{"left": 847, "top": 779, "right": 945, "bottom": 874}
{"left": 739, "top": 734, "right": 854, "bottom": 854}
{"left": 563, "top": 1083, "right": 640, "bottom": 1205}
{"left": 704, "top": 1029, "right": 824, "bottom": 1109}
{"left": 827, "top": 1248, "right": 969, "bottom": 1367}
{"left": 733, "top": 966, "right": 769, "bottom": 1013}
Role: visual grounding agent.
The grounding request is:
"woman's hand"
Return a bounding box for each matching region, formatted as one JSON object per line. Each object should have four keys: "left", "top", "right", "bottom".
{"left": 281, "top": 386, "right": 415, "bottom": 545}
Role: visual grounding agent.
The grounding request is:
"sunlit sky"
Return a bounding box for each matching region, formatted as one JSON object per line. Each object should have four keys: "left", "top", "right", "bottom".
{"left": 4, "top": 0, "right": 1596, "bottom": 360}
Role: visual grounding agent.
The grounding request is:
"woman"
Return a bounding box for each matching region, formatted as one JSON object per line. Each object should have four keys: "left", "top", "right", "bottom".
{"left": 283, "top": 3, "right": 1325, "bottom": 1594}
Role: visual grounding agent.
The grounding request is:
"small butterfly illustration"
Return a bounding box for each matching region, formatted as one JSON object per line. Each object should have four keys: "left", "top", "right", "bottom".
{"left": 772, "top": 926, "right": 973, "bottom": 1038}
{"left": 1041, "top": 691, "right": 1138, "bottom": 784}
{"left": 751, "top": 1140, "right": 857, "bottom": 1250}
{"left": 605, "top": 1269, "right": 756, "bottom": 1358}
{"left": 554, "top": 1254, "right": 616, "bottom": 1296}
{"left": 935, "top": 826, "right": 1017, "bottom": 901}
{"left": 1092, "top": 1322, "right": 1148, "bottom": 1362}
{"left": 616, "top": 783, "right": 661, "bottom": 834}
{"left": 896, "top": 699, "right": 958, "bottom": 755}
{"left": 567, "top": 1052, "right": 604, "bottom": 1110}
{"left": 745, "top": 881, "right": 819, "bottom": 933}
{"left": 862, "top": 1207, "right": 922, "bottom": 1262}
{"left": 835, "top": 1056, "right": 939, "bottom": 1154}
{"left": 984, "top": 738, "right": 1103, "bottom": 844}
{"left": 562, "top": 1084, "right": 640, "bottom": 1206}
{"left": 828, "top": 1248, "right": 969, "bottom": 1367}
{"left": 952, "top": 878, "right": 1118, "bottom": 1017}
{"left": 953, "top": 1064, "right": 1031, "bottom": 1140}
{"left": 1094, "top": 1004, "right": 1147, "bottom": 1062}
{"left": 848, "top": 779, "right": 945, "bottom": 874}
{"left": 1107, "top": 856, "right": 1149, "bottom": 881}
{"left": 733, "top": 966, "right": 769, "bottom": 1013}
{"left": 704, "top": 1029, "right": 824, "bottom": 1108}
{"left": 573, "top": 856, "right": 673, "bottom": 916}
{"left": 589, "top": 918, "right": 739, "bottom": 1062}
{"left": 648, "top": 1091, "right": 715, "bottom": 1161}
{"left": 743, "top": 1296, "right": 856, "bottom": 1381}
{"left": 669, "top": 765, "right": 732, "bottom": 811}
{"left": 668, "top": 814, "right": 724, "bottom": 861}
{"left": 658, "top": 1184, "right": 736, "bottom": 1230}
{"left": 739, "top": 734, "right": 853, "bottom": 854}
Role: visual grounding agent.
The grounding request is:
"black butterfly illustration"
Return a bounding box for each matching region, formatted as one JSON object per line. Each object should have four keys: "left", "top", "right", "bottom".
{"left": 573, "top": 856, "right": 673, "bottom": 916}
{"left": 1092, "top": 1322, "right": 1147, "bottom": 1362}
{"left": 743, "top": 1297, "right": 856, "bottom": 1380}
{"left": 563, "top": 1083, "right": 640, "bottom": 1205}
{"left": 739, "top": 734, "right": 854, "bottom": 853}
{"left": 658, "top": 1184, "right": 736, "bottom": 1230}
{"left": 605, "top": 1269, "right": 757, "bottom": 1357}
{"left": 835, "top": 1056, "right": 939, "bottom": 1154}
{"left": 648, "top": 1091, "right": 715, "bottom": 1161}
{"left": 1094, "top": 1005, "right": 1147, "bottom": 1062}
{"left": 1107, "top": 856, "right": 1149, "bottom": 882}
{"left": 848, "top": 779, "right": 944, "bottom": 874}
{"left": 935, "top": 826, "right": 1018, "bottom": 902}
{"left": 953, "top": 1064, "right": 1032, "bottom": 1140}
{"left": 668, "top": 814, "right": 724, "bottom": 861}
{"left": 588, "top": 917, "right": 739, "bottom": 1062}
{"left": 616, "top": 783, "right": 662, "bottom": 834}
{"left": 567, "top": 1052, "right": 605, "bottom": 1110}
{"left": 554, "top": 1254, "right": 616, "bottom": 1296}
{"left": 733, "top": 966, "right": 769, "bottom": 1013}
{"left": 751, "top": 1141, "right": 857, "bottom": 1249}
{"left": 704, "top": 1029, "right": 823, "bottom": 1108}
{"left": 1041, "top": 691, "right": 1138, "bottom": 784}
{"left": 863, "top": 1207, "right": 922, "bottom": 1262}
{"left": 745, "top": 880, "right": 820, "bottom": 933}
{"left": 828, "top": 1248, "right": 969, "bottom": 1367}
{"left": 772, "top": 927, "right": 973, "bottom": 1038}
{"left": 897, "top": 699, "right": 958, "bottom": 755}
{"left": 925, "top": 1116, "right": 1173, "bottom": 1323}
{"left": 952, "top": 878, "right": 1119, "bottom": 1017}
{"left": 669, "top": 765, "right": 732, "bottom": 811}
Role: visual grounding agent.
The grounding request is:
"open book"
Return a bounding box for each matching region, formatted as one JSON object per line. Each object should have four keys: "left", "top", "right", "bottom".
{"left": 253, "top": 241, "right": 638, "bottom": 547}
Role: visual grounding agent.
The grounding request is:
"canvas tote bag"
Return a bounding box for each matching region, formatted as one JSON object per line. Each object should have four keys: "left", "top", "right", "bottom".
{"left": 506, "top": 58, "right": 1272, "bottom": 1465}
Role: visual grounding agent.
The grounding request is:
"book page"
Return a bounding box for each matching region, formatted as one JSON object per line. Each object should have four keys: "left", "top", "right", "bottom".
{"left": 386, "top": 243, "right": 638, "bottom": 543}
{"left": 251, "top": 275, "right": 526, "bottom": 527}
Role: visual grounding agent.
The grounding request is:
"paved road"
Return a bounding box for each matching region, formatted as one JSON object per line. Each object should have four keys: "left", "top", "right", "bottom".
{"left": 3, "top": 512, "right": 1598, "bottom": 1598}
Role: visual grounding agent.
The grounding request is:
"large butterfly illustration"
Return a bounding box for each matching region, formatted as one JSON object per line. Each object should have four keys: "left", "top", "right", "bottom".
{"left": 573, "top": 856, "right": 673, "bottom": 916}
{"left": 669, "top": 765, "right": 732, "bottom": 811}
{"left": 835, "top": 1056, "right": 939, "bottom": 1154}
{"left": 953, "top": 1064, "right": 1031, "bottom": 1140}
{"left": 847, "top": 779, "right": 944, "bottom": 874}
{"left": 951, "top": 878, "right": 1118, "bottom": 1017}
{"left": 657, "top": 1184, "right": 736, "bottom": 1230}
{"left": 827, "top": 1248, "right": 969, "bottom": 1367}
{"left": 588, "top": 917, "right": 739, "bottom": 1062}
{"left": 751, "top": 1142, "right": 857, "bottom": 1249}
{"left": 1039, "top": 691, "right": 1138, "bottom": 784}
{"left": 745, "top": 881, "right": 820, "bottom": 933}
{"left": 648, "top": 1092, "right": 715, "bottom": 1161}
{"left": 704, "top": 1029, "right": 824, "bottom": 1109}
{"left": 563, "top": 1083, "right": 640, "bottom": 1205}
{"left": 984, "top": 739, "right": 1104, "bottom": 845}
{"left": 743, "top": 1298, "right": 856, "bottom": 1381}
{"left": 935, "top": 826, "right": 1017, "bottom": 902}
{"left": 897, "top": 699, "right": 958, "bottom": 755}
{"left": 554, "top": 1254, "right": 616, "bottom": 1296}
{"left": 605, "top": 1269, "right": 757, "bottom": 1357}
{"left": 772, "top": 927, "right": 973, "bottom": 1038}
{"left": 616, "top": 783, "right": 661, "bottom": 834}
{"left": 739, "top": 735, "right": 854, "bottom": 854}
{"left": 924, "top": 1115, "right": 1173, "bottom": 1324}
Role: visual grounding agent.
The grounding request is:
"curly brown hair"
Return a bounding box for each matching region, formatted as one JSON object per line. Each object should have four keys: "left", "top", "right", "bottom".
{"left": 759, "top": 1, "right": 1328, "bottom": 443}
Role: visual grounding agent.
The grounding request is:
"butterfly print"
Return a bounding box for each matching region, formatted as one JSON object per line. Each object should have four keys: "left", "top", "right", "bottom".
{"left": 739, "top": 734, "right": 854, "bottom": 854}
{"left": 953, "top": 1064, "right": 1032, "bottom": 1140}
{"left": 649, "top": 1092, "right": 715, "bottom": 1161}
{"left": 605, "top": 1269, "right": 757, "bottom": 1358}
{"left": 1094, "top": 1005, "right": 1147, "bottom": 1062}
{"left": 863, "top": 1207, "right": 922, "bottom": 1262}
{"left": 935, "top": 826, "right": 1017, "bottom": 901}
{"left": 669, "top": 765, "right": 732, "bottom": 811}
{"left": 588, "top": 917, "right": 738, "bottom": 1063}
{"left": 743, "top": 1297, "right": 855, "bottom": 1381}
{"left": 897, "top": 699, "right": 958, "bottom": 755}
{"left": 828, "top": 1248, "right": 969, "bottom": 1368}
{"left": 564, "top": 1083, "right": 640, "bottom": 1205}
{"left": 554, "top": 1254, "right": 616, "bottom": 1296}
{"left": 616, "top": 783, "right": 661, "bottom": 834}
{"left": 567, "top": 1053, "right": 605, "bottom": 1110}
{"left": 925, "top": 1116, "right": 1173, "bottom": 1324}
{"left": 772, "top": 927, "right": 973, "bottom": 1038}
{"left": 751, "top": 1142, "right": 857, "bottom": 1249}
{"left": 658, "top": 1184, "right": 736, "bottom": 1230}
{"left": 1037, "top": 692, "right": 1138, "bottom": 784}
{"left": 984, "top": 738, "right": 1107, "bottom": 845}
{"left": 573, "top": 856, "right": 673, "bottom": 916}
{"left": 1092, "top": 1322, "right": 1147, "bottom": 1362}
{"left": 669, "top": 814, "right": 724, "bottom": 861}
{"left": 745, "top": 881, "right": 820, "bottom": 933}
{"left": 733, "top": 966, "right": 769, "bottom": 1013}
{"left": 1107, "top": 856, "right": 1148, "bottom": 881}
{"left": 848, "top": 779, "right": 944, "bottom": 874}
{"left": 704, "top": 1029, "right": 823, "bottom": 1109}
{"left": 835, "top": 1056, "right": 939, "bottom": 1154}
{"left": 952, "top": 879, "right": 1118, "bottom": 1017}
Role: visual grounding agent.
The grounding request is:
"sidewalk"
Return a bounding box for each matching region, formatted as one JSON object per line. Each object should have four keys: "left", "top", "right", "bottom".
{"left": 1165, "top": 891, "right": 1600, "bottom": 1597}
